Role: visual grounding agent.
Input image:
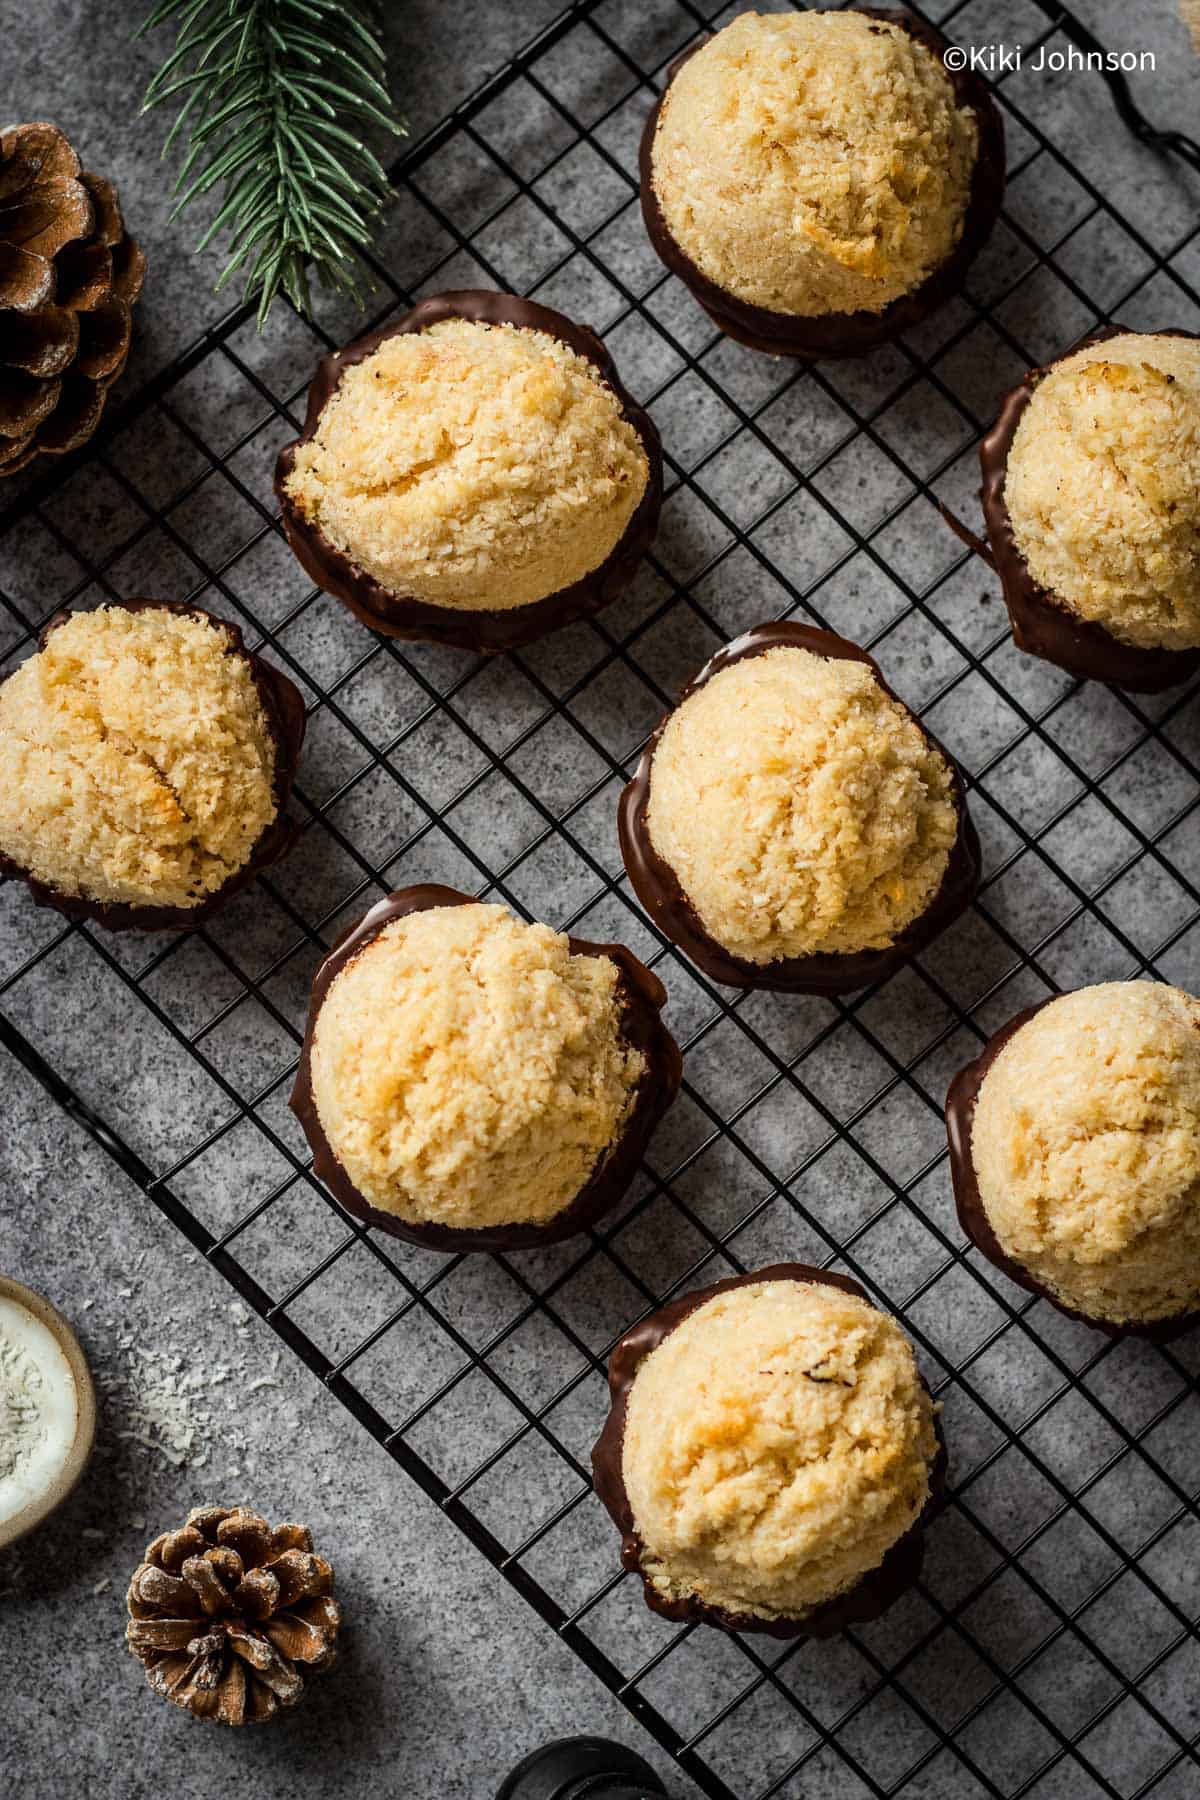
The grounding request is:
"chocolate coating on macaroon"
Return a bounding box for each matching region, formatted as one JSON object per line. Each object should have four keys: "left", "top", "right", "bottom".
{"left": 0, "top": 599, "right": 305, "bottom": 932}
{"left": 275, "top": 292, "right": 662, "bottom": 654}
{"left": 619, "top": 623, "right": 980, "bottom": 994}
{"left": 592, "top": 1263, "right": 946, "bottom": 1638}
{"left": 979, "top": 327, "right": 1200, "bottom": 692}
{"left": 640, "top": 9, "right": 1004, "bottom": 361}
{"left": 290, "top": 885, "right": 682, "bottom": 1253}
{"left": 947, "top": 985, "right": 1200, "bottom": 1341}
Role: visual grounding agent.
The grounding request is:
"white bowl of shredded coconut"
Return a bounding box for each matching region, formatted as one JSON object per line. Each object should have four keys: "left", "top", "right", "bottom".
{"left": 0, "top": 1276, "right": 95, "bottom": 1548}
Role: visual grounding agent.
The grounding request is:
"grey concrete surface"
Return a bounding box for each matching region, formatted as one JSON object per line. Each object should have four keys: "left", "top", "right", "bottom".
{"left": 1, "top": 0, "right": 566, "bottom": 393}
{"left": 0, "top": 1045, "right": 692, "bottom": 1800}
{"left": 3, "top": 3, "right": 1200, "bottom": 1799}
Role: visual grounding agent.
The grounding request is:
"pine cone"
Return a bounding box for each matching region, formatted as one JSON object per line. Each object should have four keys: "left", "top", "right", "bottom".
{"left": 0, "top": 121, "right": 145, "bottom": 477}
{"left": 125, "top": 1505, "right": 341, "bottom": 1725}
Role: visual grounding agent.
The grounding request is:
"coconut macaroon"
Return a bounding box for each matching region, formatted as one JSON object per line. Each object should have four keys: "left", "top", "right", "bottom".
{"left": 648, "top": 10, "right": 979, "bottom": 320}
{"left": 306, "top": 902, "right": 646, "bottom": 1233}
{"left": 0, "top": 606, "right": 279, "bottom": 913}
{"left": 281, "top": 317, "right": 649, "bottom": 614}
{"left": 1003, "top": 333, "right": 1200, "bottom": 652}
{"left": 620, "top": 1277, "right": 938, "bottom": 1623}
{"left": 971, "top": 983, "right": 1200, "bottom": 1325}
{"left": 644, "top": 646, "right": 959, "bottom": 965}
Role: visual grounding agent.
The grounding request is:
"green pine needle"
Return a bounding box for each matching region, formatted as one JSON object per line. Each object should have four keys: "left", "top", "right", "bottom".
{"left": 139, "top": 0, "right": 406, "bottom": 327}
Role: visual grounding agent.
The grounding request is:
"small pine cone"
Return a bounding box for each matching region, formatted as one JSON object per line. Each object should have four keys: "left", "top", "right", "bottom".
{"left": 125, "top": 1505, "right": 341, "bottom": 1726}
{"left": 0, "top": 121, "right": 145, "bottom": 477}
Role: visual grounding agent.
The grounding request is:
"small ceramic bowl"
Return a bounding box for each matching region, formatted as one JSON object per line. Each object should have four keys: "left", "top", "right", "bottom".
{"left": 0, "top": 1275, "right": 96, "bottom": 1548}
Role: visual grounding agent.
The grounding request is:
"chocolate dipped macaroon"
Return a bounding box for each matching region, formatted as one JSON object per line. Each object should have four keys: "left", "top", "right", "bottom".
{"left": 592, "top": 1264, "right": 943, "bottom": 1636}
{"left": 275, "top": 291, "right": 662, "bottom": 654}
{"left": 290, "top": 886, "right": 681, "bottom": 1253}
{"left": 947, "top": 982, "right": 1200, "bottom": 1340}
{"left": 619, "top": 623, "right": 979, "bottom": 993}
{"left": 979, "top": 327, "right": 1200, "bottom": 692}
{"left": 0, "top": 600, "right": 305, "bottom": 930}
{"left": 641, "top": 8, "right": 1004, "bottom": 360}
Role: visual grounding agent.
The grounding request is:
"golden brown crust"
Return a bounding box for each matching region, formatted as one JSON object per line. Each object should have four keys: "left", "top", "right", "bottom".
{"left": 644, "top": 645, "right": 958, "bottom": 964}
{"left": 308, "top": 901, "right": 646, "bottom": 1231}
{"left": 622, "top": 1278, "right": 937, "bottom": 1621}
{"left": 281, "top": 317, "right": 649, "bottom": 614}
{"left": 972, "top": 982, "right": 1200, "bottom": 1324}
{"left": 650, "top": 10, "right": 977, "bottom": 319}
{"left": 0, "top": 607, "right": 278, "bottom": 911}
{"left": 1005, "top": 333, "right": 1200, "bottom": 651}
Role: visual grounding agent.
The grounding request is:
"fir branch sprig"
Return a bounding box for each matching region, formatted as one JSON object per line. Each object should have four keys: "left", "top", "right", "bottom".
{"left": 138, "top": 0, "right": 405, "bottom": 326}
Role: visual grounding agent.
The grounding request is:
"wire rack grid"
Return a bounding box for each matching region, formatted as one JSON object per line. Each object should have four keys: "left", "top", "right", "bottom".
{"left": 3, "top": 1, "right": 1200, "bottom": 1795}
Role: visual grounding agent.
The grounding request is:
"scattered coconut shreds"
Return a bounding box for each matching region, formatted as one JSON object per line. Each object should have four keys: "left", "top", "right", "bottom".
{"left": 9, "top": 1295, "right": 260, "bottom": 1600}
{"left": 87, "top": 1281, "right": 282, "bottom": 1499}
{"left": 0, "top": 1272, "right": 301, "bottom": 1601}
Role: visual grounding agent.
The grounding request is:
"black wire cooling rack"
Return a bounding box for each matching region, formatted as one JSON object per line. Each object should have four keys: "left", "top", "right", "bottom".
{"left": 3, "top": 2, "right": 1200, "bottom": 1795}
